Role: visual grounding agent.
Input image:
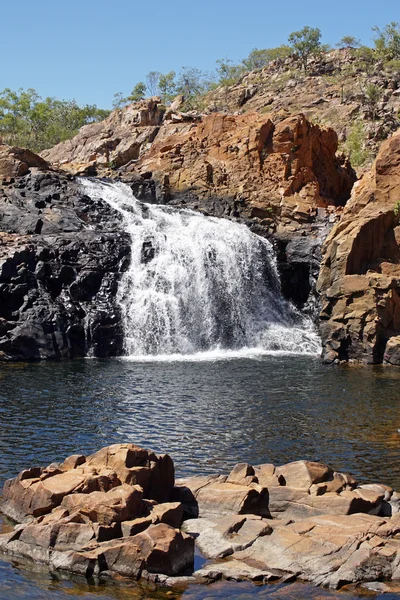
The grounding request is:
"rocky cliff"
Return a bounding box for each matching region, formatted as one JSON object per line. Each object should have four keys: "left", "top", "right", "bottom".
{"left": 39, "top": 99, "right": 356, "bottom": 316}
{"left": 317, "top": 129, "right": 400, "bottom": 363}
{"left": 4, "top": 88, "right": 400, "bottom": 363}
{"left": 0, "top": 146, "right": 129, "bottom": 360}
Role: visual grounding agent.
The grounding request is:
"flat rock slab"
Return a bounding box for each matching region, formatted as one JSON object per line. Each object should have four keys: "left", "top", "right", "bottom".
{"left": 183, "top": 515, "right": 272, "bottom": 559}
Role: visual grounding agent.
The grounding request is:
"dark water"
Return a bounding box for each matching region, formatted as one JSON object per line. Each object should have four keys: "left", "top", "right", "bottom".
{"left": 1, "top": 355, "right": 400, "bottom": 599}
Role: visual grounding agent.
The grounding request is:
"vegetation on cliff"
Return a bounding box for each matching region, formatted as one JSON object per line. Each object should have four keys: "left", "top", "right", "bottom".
{"left": 1, "top": 23, "right": 400, "bottom": 164}
{"left": 0, "top": 88, "right": 109, "bottom": 152}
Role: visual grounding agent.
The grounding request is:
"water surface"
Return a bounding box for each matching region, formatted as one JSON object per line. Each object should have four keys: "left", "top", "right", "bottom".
{"left": 1, "top": 356, "right": 400, "bottom": 599}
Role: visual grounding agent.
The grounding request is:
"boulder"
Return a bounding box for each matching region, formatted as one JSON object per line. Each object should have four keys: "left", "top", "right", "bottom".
{"left": 0, "top": 144, "right": 48, "bottom": 179}
{"left": 275, "top": 460, "right": 333, "bottom": 490}
{"left": 60, "top": 484, "right": 143, "bottom": 525}
{"left": 1, "top": 444, "right": 174, "bottom": 522}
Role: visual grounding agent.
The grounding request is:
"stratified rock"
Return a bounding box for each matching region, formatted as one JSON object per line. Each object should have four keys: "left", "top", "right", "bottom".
{"left": 2, "top": 450, "right": 400, "bottom": 590}
{"left": 0, "top": 144, "right": 48, "bottom": 179}
{"left": 40, "top": 98, "right": 165, "bottom": 173}
{"left": 201, "top": 513, "right": 400, "bottom": 589}
{"left": 183, "top": 515, "right": 271, "bottom": 559}
{"left": 275, "top": 460, "right": 333, "bottom": 490}
{"left": 0, "top": 444, "right": 194, "bottom": 581}
{"left": 1, "top": 444, "right": 174, "bottom": 522}
{"left": 384, "top": 335, "right": 400, "bottom": 365}
{"left": 317, "top": 128, "right": 400, "bottom": 362}
{"left": 176, "top": 475, "right": 270, "bottom": 519}
{"left": 135, "top": 112, "right": 355, "bottom": 224}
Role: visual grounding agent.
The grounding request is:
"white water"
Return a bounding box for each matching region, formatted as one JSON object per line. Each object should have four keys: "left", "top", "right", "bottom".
{"left": 81, "top": 179, "right": 321, "bottom": 360}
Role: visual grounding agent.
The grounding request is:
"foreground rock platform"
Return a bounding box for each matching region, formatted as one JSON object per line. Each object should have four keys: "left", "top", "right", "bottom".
{"left": 2, "top": 445, "right": 400, "bottom": 591}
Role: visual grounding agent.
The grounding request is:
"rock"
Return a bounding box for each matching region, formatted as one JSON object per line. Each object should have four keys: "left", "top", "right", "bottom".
{"left": 2, "top": 449, "right": 400, "bottom": 590}
{"left": 318, "top": 129, "right": 400, "bottom": 362}
{"left": 1, "top": 444, "right": 174, "bottom": 522}
{"left": 0, "top": 169, "right": 129, "bottom": 362}
{"left": 183, "top": 515, "right": 271, "bottom": 559}
{"left": 149, "top": 501, "right": 184, "bottom": 528}
{"left": 41, "top": 98, "right": 165, "bottom": 173}
{"left": 0, "top": 445, "right": 193, "bottom": 582}
{"left": 195, "top": 558, "right": 284, "bottom": 582}
{"left": 275, "top": 460, "right": 333, "bottom": 491}
{"left": 0, "top": 144, "right": 48, "bottom": 179}
{"left": 101, "top": 523, "right": 194, "bottom": 577}
{"left": 235, "top": 513, "right": 400, "bottom": 588}
{"left": 60, "top": 484, "right": 143, "bottom": 525}
{"left": 135, "top": 112, "right": 355, "bottom": 222}
{"left": 384, "top": 335, "right": 400, "bottom": 365}
{"left": 85, "top": 444, "right": 175, "bottom": 503}
{"left": 177, "top": 478, "right": 270, "bottom": 519}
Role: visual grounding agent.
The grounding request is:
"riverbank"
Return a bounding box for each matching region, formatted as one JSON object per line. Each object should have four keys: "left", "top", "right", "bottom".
{"left": 2, "top": 442, "right": 400, "bottom": 594}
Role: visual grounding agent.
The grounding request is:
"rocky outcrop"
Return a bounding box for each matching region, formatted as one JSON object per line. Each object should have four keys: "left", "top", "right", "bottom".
{"left": 38, "top": 100, "right": 357, "bottom": 316}
{"left": 317, "top": 129, "right": 400, "bottom": 363}
{"left": 205, "top": 49, "right": 400, "bottom": 165}
{"left": 0, "top": 444, "right": 193, "bottom": 580}
{"left": 40, "top": 98, "right": 165, "bottom": 173}
{"left": 133, "top": 111, "right": 355, "bottom": 222}
{"left": 3, "top": 449, "right": 400, "bottom": 590}
{"left": 0, "top": 144, "right": 48, "bottom": 179}
{"left": 0, "top": 166, "right": 129, "bottom": 361}
{"left": 178, "top": 459, "right": 400, "bottom": 590}
{"left": 38, "top": 98, "right": 355, "bottom": 232}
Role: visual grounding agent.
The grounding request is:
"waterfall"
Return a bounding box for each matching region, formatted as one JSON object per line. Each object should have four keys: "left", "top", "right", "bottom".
{"left": 81, "top": 179, "right": 321, "bottom": 360}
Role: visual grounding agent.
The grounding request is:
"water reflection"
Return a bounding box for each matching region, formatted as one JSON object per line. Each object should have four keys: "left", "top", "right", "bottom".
{"left": 1, "top": 358, "right": 400, "bottom": 487}
{"left": 1, "top": 357, "right": 400, "bottom": 599}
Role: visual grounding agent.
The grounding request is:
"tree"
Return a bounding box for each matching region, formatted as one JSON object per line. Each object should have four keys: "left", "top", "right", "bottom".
{"left": 0, "top": 87, "right": 109, "bottom": 152}
{"left": 158, "top": 71, "right": 177, "bottom": 104}
{"left": 145, "top": 71, "right": 161, "bottom": 96}
{"left": 336, "top": 36, "right": 361, "bottom": 49}
{"left": 242, "top": 46, "right": 291, "bottom": 71}
{"left": 216, "top": 58, "right": 245, "bottom": 85}
{"left": 363, "top": 83, "right": 382, "bottom": 119}
{"left": 127, "top": 82, "right": 147, "bottom": 102}
{"left": 288, "top": 26, "right": 322, "bottom": 71}
{"left": 373, "top": 22, "right": 400, "bottom": 61}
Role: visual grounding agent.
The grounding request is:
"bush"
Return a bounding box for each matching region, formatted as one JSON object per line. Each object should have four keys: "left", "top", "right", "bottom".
{"left": 344, "top": 121, "right": 369, "bottom": 167}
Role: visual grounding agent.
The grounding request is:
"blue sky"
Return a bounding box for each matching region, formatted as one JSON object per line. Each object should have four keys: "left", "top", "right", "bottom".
{"left": 2, "top": 0, "right": 399, "bottom": 108}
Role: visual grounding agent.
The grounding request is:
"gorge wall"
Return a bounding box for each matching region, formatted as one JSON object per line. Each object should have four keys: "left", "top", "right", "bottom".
{"left": 2, "top": 95, "right": 400, "bottom": 363}
{"left": 318, "top": 130, "right": 400, "bottom": 364}
{"left": 0, "top": 147, "right": 129, "bottom": 360}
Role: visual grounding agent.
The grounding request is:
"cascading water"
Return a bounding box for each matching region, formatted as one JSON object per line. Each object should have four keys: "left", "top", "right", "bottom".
{"left": 81, "top": 179, "right": 321, "bottom": 359}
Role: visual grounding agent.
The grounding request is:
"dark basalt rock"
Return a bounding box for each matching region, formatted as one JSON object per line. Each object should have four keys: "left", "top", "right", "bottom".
{"left": 0, "top": 171, "right": 130, "bottom": 361}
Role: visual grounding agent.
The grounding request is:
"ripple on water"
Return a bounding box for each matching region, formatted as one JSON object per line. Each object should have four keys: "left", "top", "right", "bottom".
{"left": 1, "top": 356, "right": 400, "bottom": 599}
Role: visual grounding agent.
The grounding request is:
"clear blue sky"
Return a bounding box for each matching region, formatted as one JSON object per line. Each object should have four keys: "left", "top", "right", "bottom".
{"left": 2, "top": 0, "right": 399, "bottom": 108}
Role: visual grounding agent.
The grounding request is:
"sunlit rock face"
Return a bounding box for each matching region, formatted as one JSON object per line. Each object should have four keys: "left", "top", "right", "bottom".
{"left": 318, "top": 128, "right": 400, "bottom": 363}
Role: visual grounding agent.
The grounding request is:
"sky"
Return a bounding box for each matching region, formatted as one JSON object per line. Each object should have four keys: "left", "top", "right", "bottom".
{"left": 1, "top": 0, "right": 399, "bottom": 108}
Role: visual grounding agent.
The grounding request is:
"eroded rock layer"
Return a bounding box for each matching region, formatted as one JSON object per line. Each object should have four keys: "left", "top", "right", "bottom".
{"left": 2, "top": 447, "right": 400, "bottom": 590}
{"left": 317, "top": 129, "right": 400, "bottom": 363}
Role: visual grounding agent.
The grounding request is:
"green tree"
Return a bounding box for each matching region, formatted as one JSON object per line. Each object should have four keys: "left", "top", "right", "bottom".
{"left": 363, "top": 83, "right": 382, "bottom": 119}
{"left": 127, "top": 82, "right": 147, "bottom": 102}
{"left": 158, "top": 71, "right": 177, "bottom": 104}
{"left": 288, "top": 26, "right": 322, "bottom": 71}
{"left": 216, "top": 58, "right": 245, "bottom": 85}
{"left": 0, "top": 87, "right": 109, "bottom": 152}
{"left": 242, "top": 46, "right": 292, "bottom": 71}
{"left": 336, "top": 36, "right": 361, "bottom": 49}
{"left": 373, "top": 22, "right": 400, "bottom": 60}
